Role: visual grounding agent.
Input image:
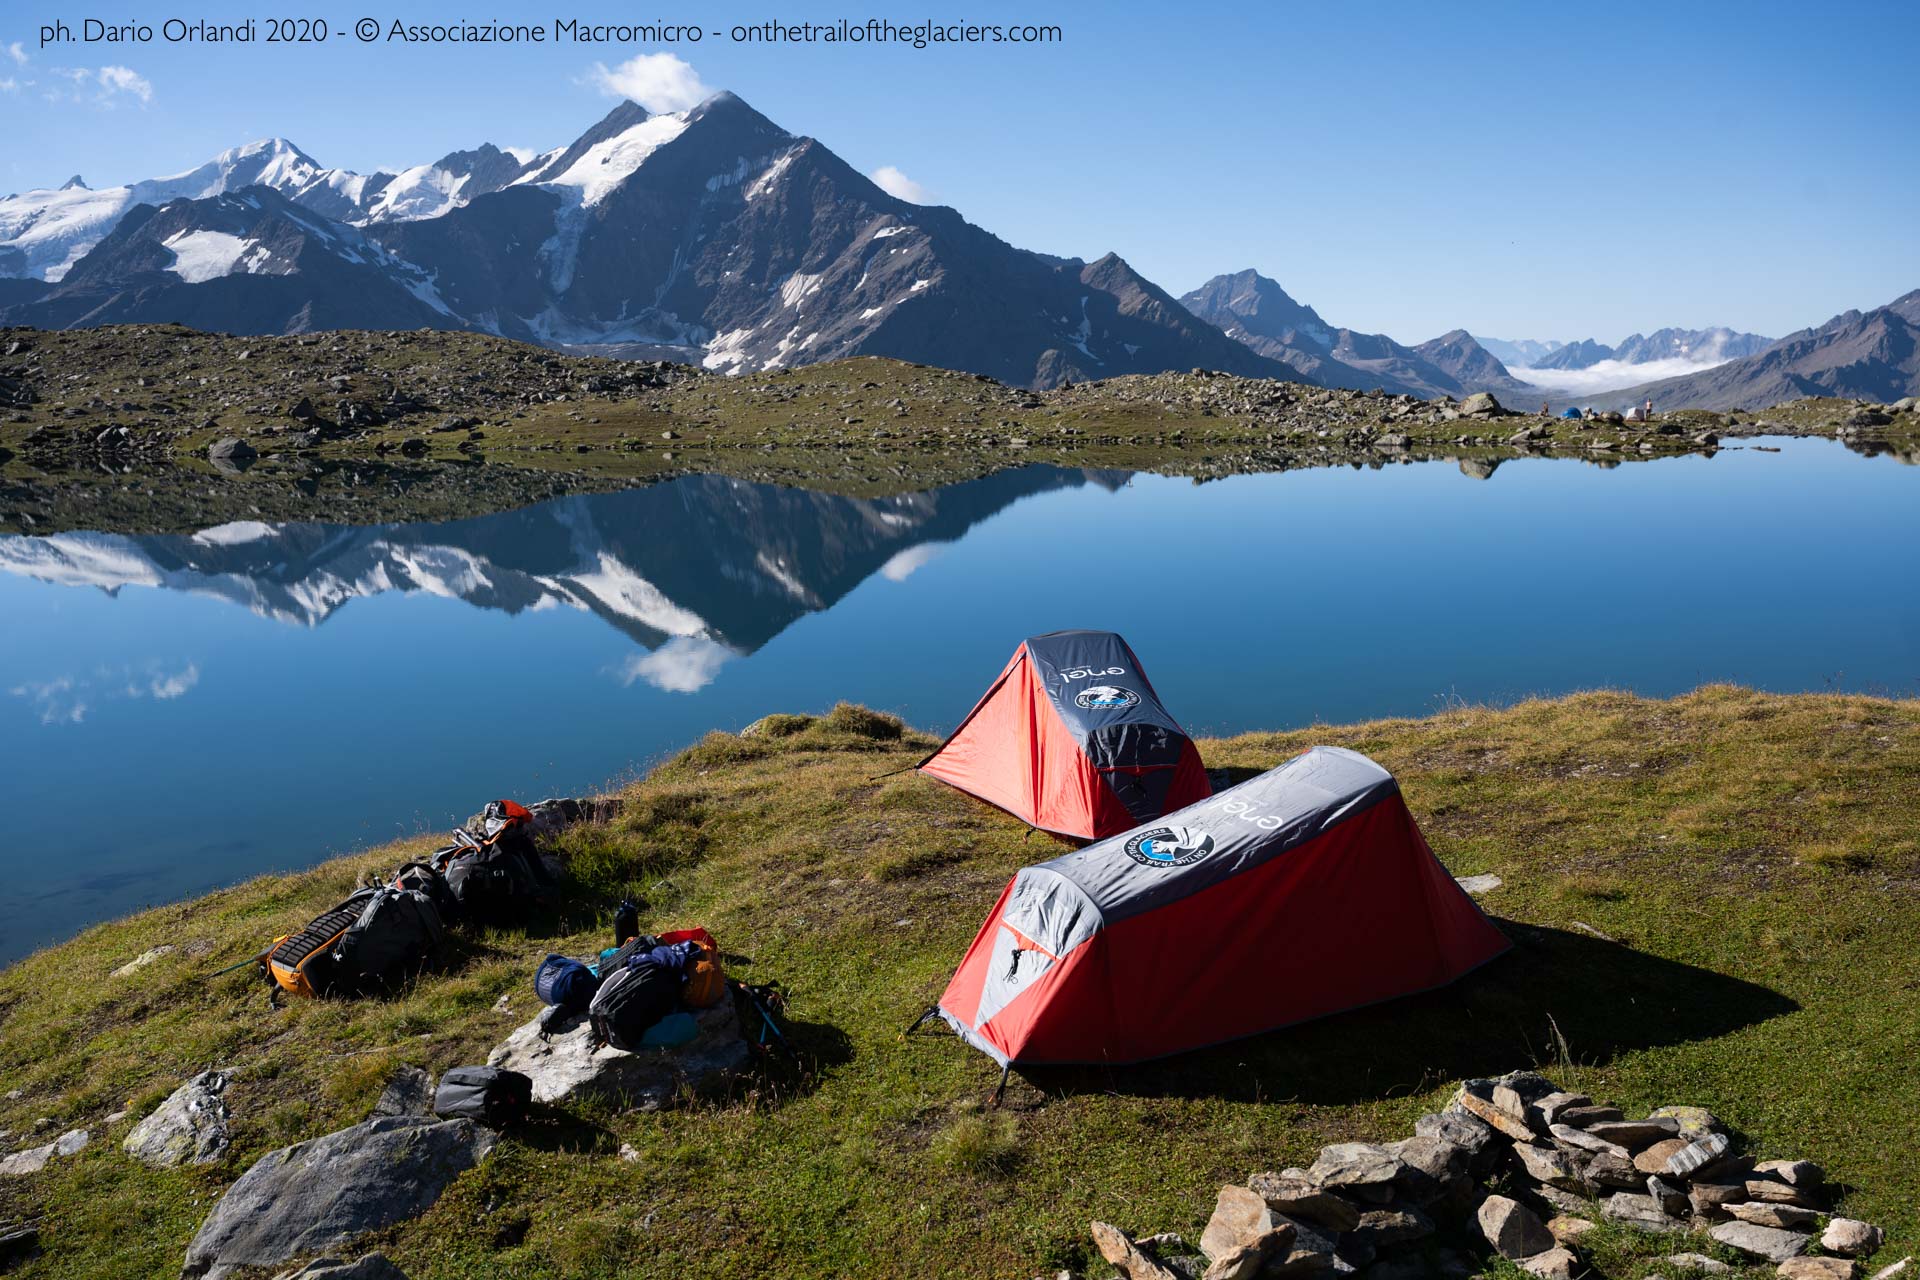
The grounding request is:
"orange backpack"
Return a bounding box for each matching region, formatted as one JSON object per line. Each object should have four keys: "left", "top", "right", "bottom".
{"left": 659, "top": 927, "right": 725, "bottom": 1008}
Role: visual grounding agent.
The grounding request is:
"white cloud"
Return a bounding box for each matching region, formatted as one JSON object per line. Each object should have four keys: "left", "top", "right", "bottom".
{"left": 96, "top": 65, "right": 152, "bottom": 103}
{"left": 35, "top": 63, "right": 153, "bottom": 107}
{"left": 10, "top": 677, "right": 85, "bottom": 725}
{"left": 146, "top": 664, "right": 200, "bottom": 700}
{"left": 0, "top": 78, "right": 18, "bottom": 95}
{"left": 5, "top": 42, "right": 27, "bottom": 66}
{"left": 589, "top": 53, "right": 711, "bottom": 113}
{"left": 1515, "top": 355, "right": 1740, "bottom": 398}
{"left": 878, "top": 542, "right": 946, "bottom": 581}
{"left": 871, "top": 165, "right": 929, "bottom": 204}
{"left": 616, "top": 635, "right": 732, "bottom": 694}
{"left": 11, "top": 661, "right": 199, "bottom": 724}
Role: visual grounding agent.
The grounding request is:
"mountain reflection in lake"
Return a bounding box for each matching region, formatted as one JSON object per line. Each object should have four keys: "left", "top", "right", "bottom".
{"left": 2, "top": 438, "right": 1916, "bottom": 964}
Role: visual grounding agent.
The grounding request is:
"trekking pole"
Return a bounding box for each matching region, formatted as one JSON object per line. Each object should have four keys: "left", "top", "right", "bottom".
{"left": 206, "top": 949, "right": 270, "bottom": 980}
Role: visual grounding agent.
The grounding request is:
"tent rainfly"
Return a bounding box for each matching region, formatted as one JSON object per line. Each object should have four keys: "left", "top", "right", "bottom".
{"left": 928, "top": 746, "right": 1510, "bottom": 1073}
{"left": 917, "top": 630, "right": 1211, "bottom": 841}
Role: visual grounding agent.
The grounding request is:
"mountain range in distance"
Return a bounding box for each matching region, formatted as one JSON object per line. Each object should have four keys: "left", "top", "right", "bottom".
{"left": 1, "top": 93, "right": 1913, "bottom": 409}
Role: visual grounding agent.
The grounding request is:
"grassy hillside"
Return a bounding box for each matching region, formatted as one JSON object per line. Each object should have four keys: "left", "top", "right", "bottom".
{"left": 0, "top": 688, "right": 1915, "bottom": 1278}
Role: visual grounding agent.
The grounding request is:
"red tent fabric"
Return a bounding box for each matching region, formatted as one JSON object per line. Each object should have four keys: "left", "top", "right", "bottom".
{"left": 935, "top": 746, "right": 1510, "bottom": 1066}
{"left": 918, "top": 631, "right": 1211, "bottom": 840}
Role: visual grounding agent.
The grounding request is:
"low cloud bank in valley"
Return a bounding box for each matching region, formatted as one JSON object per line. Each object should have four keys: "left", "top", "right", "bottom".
{"left": 1516, "top": 355, "right": 1738, "bottom": 396}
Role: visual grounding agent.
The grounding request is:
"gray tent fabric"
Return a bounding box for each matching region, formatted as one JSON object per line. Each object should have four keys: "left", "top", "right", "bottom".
{"left": 1017, "top": 747, "right": 1401, "bottom": 927}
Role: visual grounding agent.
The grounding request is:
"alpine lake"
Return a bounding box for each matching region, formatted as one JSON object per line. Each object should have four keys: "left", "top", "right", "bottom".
{"left": 1, "top": 434, "right": 1915, "bottom": 964}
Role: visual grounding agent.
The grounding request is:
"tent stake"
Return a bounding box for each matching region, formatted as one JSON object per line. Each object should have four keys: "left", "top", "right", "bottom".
{"left": 903, "top": 1005, "right": 939, "bottom": 1036}
{"left": 989, "top": 1063, "right": 1011, "bottom": 1109}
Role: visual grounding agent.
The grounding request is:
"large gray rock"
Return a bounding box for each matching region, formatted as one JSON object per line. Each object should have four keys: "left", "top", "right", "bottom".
{"left": 486, "top": 1000, "right": 748, "bottom": 1108}
{"left": 1708, "top": 1219, "right": 1811, "bottom": 1263}
{"left": 124, "top": 1071, "right": 230, "bottom": 1167}
{"left": 271, "top": 1256, "right": 410, "bottom": 1280}
{"left": 181, "top": 1116, "right": 493, "bottom": 1279}
{"left": 1461, "top": 392, "right": 1503, "bottom": 417}
{"left": 1478, "top": 1195, "right": 1553, "bottom": 1260}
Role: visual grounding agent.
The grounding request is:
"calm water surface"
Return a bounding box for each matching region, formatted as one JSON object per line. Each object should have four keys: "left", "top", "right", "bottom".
{"left": 2, "top": 437, "right": 1915, "bottom": 964}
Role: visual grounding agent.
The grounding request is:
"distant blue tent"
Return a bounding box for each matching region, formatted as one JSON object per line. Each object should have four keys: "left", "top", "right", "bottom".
{"left": 1561, "top": 407, "right": 1583, "bottom": 419}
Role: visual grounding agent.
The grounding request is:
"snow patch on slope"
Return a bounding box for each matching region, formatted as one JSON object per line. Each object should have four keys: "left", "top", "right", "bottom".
{"left": 536, "top": 112, "right": 690, "bottom": 207}
{"left": 163, "top": 230, "right": 255, "bottom": 283}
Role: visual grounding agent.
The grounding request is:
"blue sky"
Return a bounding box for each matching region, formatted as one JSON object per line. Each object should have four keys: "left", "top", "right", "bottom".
{"left": 3, "top": 0, "right": 1915, "bottom": 343}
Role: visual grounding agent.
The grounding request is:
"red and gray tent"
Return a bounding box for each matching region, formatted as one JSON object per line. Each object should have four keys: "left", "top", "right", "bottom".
{"left": 918, "top": 631, "right": 1212, "bottom": 841}
{"left": 930, "top": 746, "right": 1510, "bottom": 1070}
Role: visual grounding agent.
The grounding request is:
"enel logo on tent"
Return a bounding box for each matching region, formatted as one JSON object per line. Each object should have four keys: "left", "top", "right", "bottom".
{"left": 1123, "top": 826, "right": 1214, "bottom": 867}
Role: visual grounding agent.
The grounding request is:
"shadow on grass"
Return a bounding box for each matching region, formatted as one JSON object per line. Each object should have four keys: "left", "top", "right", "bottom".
{"left": 1018, "top": 921, "right": 1800, "bottom": 1106}
{"left": 514, "top": 1102, "right": 617, "bottom": 1156}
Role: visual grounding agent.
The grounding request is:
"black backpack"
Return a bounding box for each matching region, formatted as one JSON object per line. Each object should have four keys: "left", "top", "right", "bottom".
{"left": 329, "top": 888, "right": 445, "bottom": 994}
{"left": 588, "top": 961, "right": 680, "bottom": 1051}
{"left": 392, "top": 860, "right": 459, "bottom": 923}
{"left": 433, "top": 1066, "right": 532, "bottom": 1127}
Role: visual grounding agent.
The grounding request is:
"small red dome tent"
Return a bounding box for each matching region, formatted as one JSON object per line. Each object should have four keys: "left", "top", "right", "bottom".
{"left": 930, "top": 746, "right": 1509, "bottom": 1071}
{"left": 917, "top": 630, "right": 1212, "bottom": 841}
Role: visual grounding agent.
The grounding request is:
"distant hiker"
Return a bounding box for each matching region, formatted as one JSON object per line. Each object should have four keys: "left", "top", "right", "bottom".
{"left": 1645, "top": 397, "right": 1654, "bottom": 417}
{"left": 1542, "top": 400, "right": 1550, "bottom": 416}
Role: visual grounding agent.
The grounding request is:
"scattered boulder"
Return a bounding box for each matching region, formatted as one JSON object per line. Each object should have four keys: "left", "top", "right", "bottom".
{"left": 0, "top": 1129, "right": 88, "bottom": 1177}
{"left": 1726, "top": 1201, "right": 1820, "bottom": 1230}
{"left": 180, "top": 1116, "right": 493, "bottom": 1280}
{"left": 1746, "top": 1178, "right": 1824, "bottom": 1208}
{"left": 1477, "top": 1194, "right": 1552, "bottom": 1260}
{"left": 1453, "top": 874, "right": 1501, "bottom": 895}
{"left": 1198, "top": 1185, "right": 1276, "bottom": 1261}
{"left": 1661, "top": 1255, "right": 1732, "bottom": 1274}
{"left": 1709, "top": 1219, "right": 1811, "bottom": 1264}
{"left": 1518, "top": 1246, "right": 1576, "bottom": 1279}
{"left": 1089, "top": 1222, "right": 1181, "bottom": 1280}
{"left": 1778, "top": 1260, "right": 1859, "bottom": 1280}
{"left": 1823, "top": 1219, "right": 1886, "bottom": 1257}
{"left": 486, "top": 1001, "right": 747, "bottom": 1108}
{"left": 1635, "top": 1136, "right": 1692, "bottom": 1173}
{"left": 1305, "top": 1142, "right": 1403, "bottom": 1191}
{"left": 1603, "top": 1192, "right": 1683, "bottom": 1231}
{"left": 1247, "top": 1170, "right": 1361, "bottom": 1232}
{"left": 1755, "top": 1159, "right": 1825, "bottom": 1187}
{"left": 124, "top": 1071, "right": 230, "bottom": 1167}
{"left": 1663, "top": 1131, "right": 1732, "bottom": 1177}
{"left": 1546, "top": 1215, "right": 1595, "bottom": 1247}
{"left": 111, "top": 945, "right": 176, "bottom": 978}
{"left": 1461, "top": 392, "right": 1503, "bottom": 417}
{"left": 206, "top": 438, "right": 257, "bottom": 464}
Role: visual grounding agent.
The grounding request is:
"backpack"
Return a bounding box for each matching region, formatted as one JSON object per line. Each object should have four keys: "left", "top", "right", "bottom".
{"left": 267, "top": 890, "right": 371, "bottom": 998}
{"left": 600, "top": 933, "right": 661, "bottom": 975}
{"left": 435, "top": 801, "right": 555, "bottom": 924}
{"left": 330, "top": 888, "right": 444, "bottom": 994}
{"left": 391, "top": 860, "right": 459, "bottom": 923}
{"left": 534, "top": 954, "right": 600, "bottom": 1013}
{"left": 265, "top": 887, "right": 441, "bottom": 997}
{"left": 660, "top": 927, "right": 725, "bottom": 1009}
{"left": 587, "top": 961, "right": 680, "bottom": 1051}
{"left": 433, "top": 1066, "right": 532, "bottom": 1127}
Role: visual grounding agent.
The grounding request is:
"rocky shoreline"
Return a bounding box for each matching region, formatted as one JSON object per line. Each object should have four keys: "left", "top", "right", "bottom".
{"left": 3, "top": 325, "right": 1916, "bottom": 536}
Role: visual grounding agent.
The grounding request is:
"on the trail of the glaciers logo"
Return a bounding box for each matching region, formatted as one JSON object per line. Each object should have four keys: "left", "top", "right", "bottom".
{"left": 1075, "top": 685, "right": 1139, "bottom": 711}
{"left": 1124, "top": 825, "right": 1216, "bottom": 868}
